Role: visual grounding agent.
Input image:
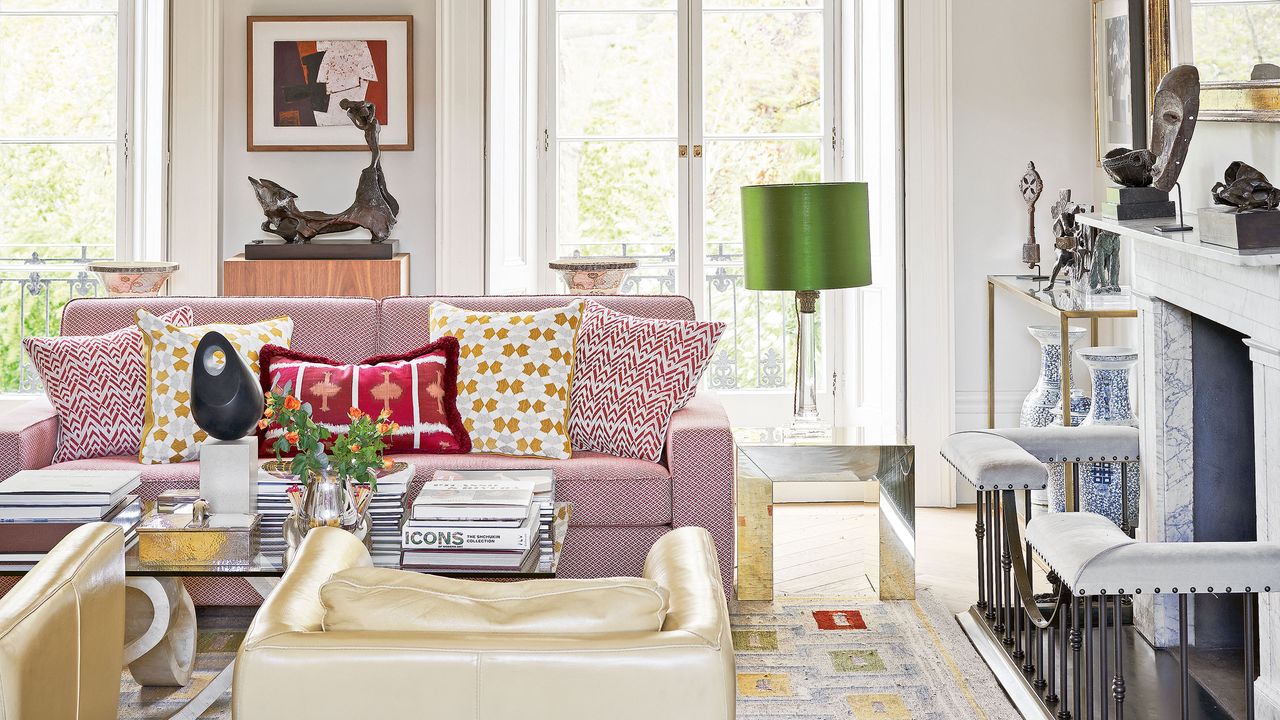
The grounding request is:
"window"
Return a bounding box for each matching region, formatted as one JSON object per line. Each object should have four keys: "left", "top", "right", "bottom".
{"left": 0, "top": 0, "right": 133, "bottom": 392}
{"left": 541, "top": 0, "right": 839, "bottom": 395}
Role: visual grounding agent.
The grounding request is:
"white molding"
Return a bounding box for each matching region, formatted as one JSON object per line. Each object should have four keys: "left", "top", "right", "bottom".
{"left": 954, "top": 390, "right": 1023, "bottom": 421}
{"left": 903, "top": 0, "right": 955, "bottom": 507}
{"left": 435, "top": 0, "right": 487, "bottom": 295}
{"left": 166, "top": 0, "right": 221, "bottom": 295}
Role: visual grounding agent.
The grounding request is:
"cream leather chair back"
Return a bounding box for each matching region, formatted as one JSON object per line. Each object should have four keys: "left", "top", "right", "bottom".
{"left": 0, "top": 522, "right": 125, "bottom": 720}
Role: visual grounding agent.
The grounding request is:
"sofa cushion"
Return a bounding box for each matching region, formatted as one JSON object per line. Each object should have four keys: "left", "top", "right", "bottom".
{"left": 320, "top": 567, "right": 670, "bottom": 634}
{"left": 137, "top": 311, "right": 294, "bottom": 464}
{"left": 429, "top": 300, "right": 583, "bottom": 460}
{"left": 570, "top": 301, "right": 724, "bottom": 462}
{"left": 24, "top": 306, "right": 193, "bottom": 463}
{"left": 397, "top": 452, "right": 672, "bottom": 526}
{"left": 258, "top": 340, "right": 471, "bottom": 456}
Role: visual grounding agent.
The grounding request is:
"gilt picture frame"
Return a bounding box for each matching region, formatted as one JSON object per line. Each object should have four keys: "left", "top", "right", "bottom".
{"left": 247, "top": 15, "right": 414, "bottom": 151}
{"left": 1092, "top": 0, "right": 1149, "bottom": 164}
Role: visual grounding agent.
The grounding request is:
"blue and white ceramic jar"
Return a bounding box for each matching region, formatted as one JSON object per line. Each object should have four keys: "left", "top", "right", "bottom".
{"left": 1077, "top": 346, "right": 1141, "bottom": 529}
{"left": 1020, "top": 325, "right": 1090, "bottom": 509}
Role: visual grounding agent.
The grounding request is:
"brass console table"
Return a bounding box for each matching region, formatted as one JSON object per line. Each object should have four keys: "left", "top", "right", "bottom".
{"left": 986, "top": 275, "right": 1137, "bottom": 508}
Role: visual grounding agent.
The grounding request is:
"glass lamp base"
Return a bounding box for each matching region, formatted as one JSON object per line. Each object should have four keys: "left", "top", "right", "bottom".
{"left": 785, "top": 415, "right": 832, "bottom": 440}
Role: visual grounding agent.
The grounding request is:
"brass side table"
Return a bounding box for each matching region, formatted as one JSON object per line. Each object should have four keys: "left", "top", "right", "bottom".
{"left": 734, "top": 427, "right": 915, "bottom": 601}
{"left": 986, "top": 275, "right": 1138, "bottom": 510}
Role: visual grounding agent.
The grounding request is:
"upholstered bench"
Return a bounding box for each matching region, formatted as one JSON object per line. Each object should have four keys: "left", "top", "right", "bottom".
{"left": 1028, "top": 511, "right": 1279, "bottom": 720}
{"left": 940, "top": 426, "right": 1142, "bottom": 707}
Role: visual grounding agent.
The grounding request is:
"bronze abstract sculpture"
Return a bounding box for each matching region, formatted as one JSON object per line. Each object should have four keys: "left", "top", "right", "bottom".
{"left": 248, "top": 99, "right": 399, "bottom": 243}
{"left": 1212, "top": 161, "right": 1280, "bottom": 211}
{"left": 1102, "top": 65, "right": 1201, "bottom": 192}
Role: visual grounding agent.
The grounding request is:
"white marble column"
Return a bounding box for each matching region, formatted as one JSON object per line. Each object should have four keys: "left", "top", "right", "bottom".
{"left": 1249, "top": 341, "right": 1280, "bottom": 719}
{"left": 1133, "top": 293, "right": 1195, "bottom": 648}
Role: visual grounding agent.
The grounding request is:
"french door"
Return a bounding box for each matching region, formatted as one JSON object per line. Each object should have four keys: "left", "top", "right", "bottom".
{"left": 540, "top": 0, "right": 840, "bottom": 416}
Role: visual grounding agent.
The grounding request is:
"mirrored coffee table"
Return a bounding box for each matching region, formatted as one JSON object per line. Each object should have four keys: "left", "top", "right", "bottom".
{"left": 734, "top": 426, "right": 915, "bottom": 602}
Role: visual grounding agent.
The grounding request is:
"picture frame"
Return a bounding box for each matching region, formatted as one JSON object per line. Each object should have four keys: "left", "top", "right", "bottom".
{"left": 1147, "top": 0, "right": 1280, "bottom": 123}
{"left": 247, "top": 15, "right": 414, "bottom": 151}
{"left": 1092, "top": 0, "right": 1149, "bottom": 164}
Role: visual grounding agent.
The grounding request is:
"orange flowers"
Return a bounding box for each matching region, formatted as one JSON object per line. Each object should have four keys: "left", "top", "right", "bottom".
{"left": 283, "top": 395, "right": 302, "bottom": 411}
{"left": 383, "top": 457, "right": 396, "bottom": 470}
{"left": 285, "top": 431, "right": 300, "bottom": 445}
{"left": 348, "top": 443, "right": 362, "bottom": 453}
{"left": 257, "top": 418, "right": 270, "bottom": 430}
{"left": 379, "top": 407, "right": 392, "bottom": 420}
{"left": 348, "top": 407, "right": 365, "bottom": 420}
{"left": 262, "top": 406, "right": 275, "bottom": 419}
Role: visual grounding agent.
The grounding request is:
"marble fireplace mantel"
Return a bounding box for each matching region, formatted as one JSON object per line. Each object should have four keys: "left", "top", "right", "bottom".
{"left": 1079, "top": 212, "right": 1280, "bottom": 719}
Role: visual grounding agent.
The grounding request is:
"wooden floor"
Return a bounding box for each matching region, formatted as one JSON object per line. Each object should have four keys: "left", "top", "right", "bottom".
{"left": 773, "top": 502, "right": 979, "bottom": 612}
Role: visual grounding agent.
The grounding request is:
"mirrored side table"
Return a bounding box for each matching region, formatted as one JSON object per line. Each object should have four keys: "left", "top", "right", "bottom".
{"left": 734, "top": 426, "right": 915, "bottom": 601}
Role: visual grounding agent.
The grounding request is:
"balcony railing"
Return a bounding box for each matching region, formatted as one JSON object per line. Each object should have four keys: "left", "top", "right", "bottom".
{"left": 0, "top": 246, "right": 103, "bottom": 393}
{"left": 561, "top": 242, "right": 805, "bottom": 391}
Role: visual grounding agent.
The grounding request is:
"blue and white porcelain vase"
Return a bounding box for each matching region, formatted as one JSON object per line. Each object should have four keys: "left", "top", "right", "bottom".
{"left": 1019, "top": 325, "right": 1090, "bottom": 508}
{"left": 1077, "top": 346, "right": 1141, "bottom": 529}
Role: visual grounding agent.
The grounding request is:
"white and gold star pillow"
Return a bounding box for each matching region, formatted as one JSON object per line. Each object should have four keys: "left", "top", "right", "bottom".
{"left": 429, "top": 300, "right": 583, "bottom": 459}
{"left": 136, "top": 310, "right": 293, "bottom": 464}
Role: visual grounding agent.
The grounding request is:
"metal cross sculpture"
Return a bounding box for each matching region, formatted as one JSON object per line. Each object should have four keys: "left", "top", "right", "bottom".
{"left": 1019, "top": 161, "right": 1045, "bottom": 270}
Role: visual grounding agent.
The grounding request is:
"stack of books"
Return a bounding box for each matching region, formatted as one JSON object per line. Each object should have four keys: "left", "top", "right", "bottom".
{"left": 433, "top": 469, "right": 555, "bottom": 560}
{"left": 257, "top": 464, "right": 408, "bottom": 565}
{"left": 0, "top": 470, "right": 143, "bottom": 568}
{"left": 401, "top": 472, "right": 547, "bottom": 572}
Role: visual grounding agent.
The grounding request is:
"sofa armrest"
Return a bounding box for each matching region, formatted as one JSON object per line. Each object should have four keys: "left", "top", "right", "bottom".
{"left": 241, "top": 527, "right": 373, "bottom": 646}
{"left": 0, "top": 398, "right": 59, "bottom": 480}
{"left": 664, "top": 393, "right": 734, "bottom": 593}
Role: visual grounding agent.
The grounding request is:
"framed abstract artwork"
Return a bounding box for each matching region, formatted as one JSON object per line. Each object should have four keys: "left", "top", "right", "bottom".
{"left": 247, "top": 15, "right": 414, "bottom": 151}
{"left": 1092, "top": 0, "right": 1148, "bottom": 163}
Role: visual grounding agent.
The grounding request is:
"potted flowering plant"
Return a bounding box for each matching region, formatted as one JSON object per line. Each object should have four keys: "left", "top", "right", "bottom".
{"left": 260, "top": 382, "right": 399, "bottom": 534}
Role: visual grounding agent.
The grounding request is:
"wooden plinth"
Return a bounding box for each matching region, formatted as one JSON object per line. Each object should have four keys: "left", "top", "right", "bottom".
{"left": 223, "top": 253, "right": 409, "bottom": 299}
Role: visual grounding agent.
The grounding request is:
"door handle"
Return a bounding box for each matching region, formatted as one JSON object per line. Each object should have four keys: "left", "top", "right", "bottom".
{"left": 679, "top": 145, "right": 688, "bottom": 158}
{"left": 693, "top": 144, "right": 703, "bottom": 158}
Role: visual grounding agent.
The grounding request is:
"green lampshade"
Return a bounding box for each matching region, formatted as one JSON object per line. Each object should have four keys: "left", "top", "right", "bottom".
{"left": 740, "top": 182, "right": 872, "bottom": 291}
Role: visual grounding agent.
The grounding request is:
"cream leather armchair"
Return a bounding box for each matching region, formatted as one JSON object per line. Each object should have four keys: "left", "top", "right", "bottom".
{"left": 234, "top": 526, "right": 735, "bottom": 720}
{"left": 0, "top": 522, "right": 124, "bottom": 720}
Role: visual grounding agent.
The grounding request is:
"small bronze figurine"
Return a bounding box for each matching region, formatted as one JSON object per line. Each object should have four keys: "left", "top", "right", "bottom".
{"left": 249, "top": 100, "right": 400, "bottom": 244}
{"left": 1046, "top": 190, "right": 1092, "bottom": 291}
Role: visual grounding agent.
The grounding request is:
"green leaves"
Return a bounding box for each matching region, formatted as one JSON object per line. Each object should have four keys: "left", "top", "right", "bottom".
{"left": 261, "top": 389, "right": 392, "bottom": 490}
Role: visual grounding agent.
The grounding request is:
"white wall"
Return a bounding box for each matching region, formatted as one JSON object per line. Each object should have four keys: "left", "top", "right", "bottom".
{"left": 950, "top": 2, "right": 1099, "bottom": 502}
{"left": 1173, "top": 124, "right": 1280, "bottom": 216}
{"left": 218, "top": 0, "right": 437, "bottom": 294}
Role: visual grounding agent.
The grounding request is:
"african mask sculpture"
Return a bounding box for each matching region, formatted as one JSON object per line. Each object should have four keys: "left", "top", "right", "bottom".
{"left": 248, "top": 100, "right": 400, "bottom": 243}
{"left": 1211, "top": 161, "right": 1280, "bottom": 211}
{"left": 1101, "top": 65, "right": 1201, "bottom": 192}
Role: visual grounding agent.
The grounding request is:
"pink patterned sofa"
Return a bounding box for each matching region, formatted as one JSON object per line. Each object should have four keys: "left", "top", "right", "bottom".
{"left": 0, "top": 295, "right": 735, "bottom": 605}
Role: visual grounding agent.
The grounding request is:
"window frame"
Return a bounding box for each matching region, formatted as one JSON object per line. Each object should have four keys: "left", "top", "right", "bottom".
{"left": 535, "top": 0, "right": 846, "bottom": 413}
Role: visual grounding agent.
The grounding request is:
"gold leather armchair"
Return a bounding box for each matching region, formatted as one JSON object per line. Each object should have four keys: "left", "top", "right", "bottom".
{"left": 0, "top": 522, "right": 124, "bottom": 720}
{"left": 234, "top": 526, "right": 735, "bottom": 720}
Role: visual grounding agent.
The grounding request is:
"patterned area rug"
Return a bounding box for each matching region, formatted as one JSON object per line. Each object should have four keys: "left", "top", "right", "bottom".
{"left": 731, "top": 591, "right": 1020, "bottom": 719}
{"left": 119, "top": 591, "right": 1017, "bottom": 719}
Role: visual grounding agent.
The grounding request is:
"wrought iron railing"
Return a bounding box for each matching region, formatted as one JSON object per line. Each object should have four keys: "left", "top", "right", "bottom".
{"left": 0, "top": 246, "right": 103, "bottom": 393}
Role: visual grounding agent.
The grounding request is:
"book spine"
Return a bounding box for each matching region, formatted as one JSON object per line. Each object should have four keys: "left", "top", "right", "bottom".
{"left": 401, "top": 525, "right": 533, "bottom": 550}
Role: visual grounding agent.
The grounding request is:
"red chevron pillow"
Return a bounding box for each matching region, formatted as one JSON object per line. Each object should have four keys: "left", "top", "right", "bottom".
{"left": 24, "top": 306, "right": 194, "bottom": 463}
{"left": 570, "top": 301, "right": 724, "bottom": 462}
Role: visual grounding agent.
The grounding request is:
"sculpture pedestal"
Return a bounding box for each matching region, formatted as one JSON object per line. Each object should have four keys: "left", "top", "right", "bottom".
{"left": 198, "top": 437, "right": 259, "bottom": 515}
{"left": 1199, "top": 206, "right": 1280, "bottom": 251}
{"left": 1101, "top": 186, "right": 1176, "bottom": 221}
{"left": 222, "top": 253, "right": 410, "bottom": 299}
{"left": 243, "top": 238, "right": 401, "bottom": 260}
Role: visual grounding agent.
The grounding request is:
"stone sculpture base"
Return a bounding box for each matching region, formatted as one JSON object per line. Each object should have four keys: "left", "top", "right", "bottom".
{"left": 1199, "top": 206, "right": 1280, "bottom": 251}
{"left": 198, "top": 438, "right": 259, "bottom": 515}
{"left": 244, "top": 238, "right": 400, "bottom": 260}
{"left": 1102, "top": 185, "right": 1177, "bottom": 221}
